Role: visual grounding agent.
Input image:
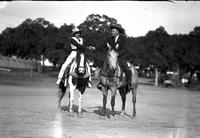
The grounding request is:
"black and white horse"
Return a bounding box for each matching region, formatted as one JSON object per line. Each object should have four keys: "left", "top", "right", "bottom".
{"left": 57, "top": 51, "right": 90, "bottom": 115}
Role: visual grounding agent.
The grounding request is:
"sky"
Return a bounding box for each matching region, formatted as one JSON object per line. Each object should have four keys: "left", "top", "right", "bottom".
{"left": 0, "top": 1, "right": 200, "bottom": 37}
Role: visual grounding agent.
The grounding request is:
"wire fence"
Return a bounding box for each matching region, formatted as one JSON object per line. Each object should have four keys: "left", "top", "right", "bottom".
{"left": 0, "top": 55, "right": 39, "bottom": 70}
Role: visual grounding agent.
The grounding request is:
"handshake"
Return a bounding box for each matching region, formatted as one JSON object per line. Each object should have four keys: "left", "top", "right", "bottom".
{"left": 88, "top": 46, "right": 95, "bottom": 50}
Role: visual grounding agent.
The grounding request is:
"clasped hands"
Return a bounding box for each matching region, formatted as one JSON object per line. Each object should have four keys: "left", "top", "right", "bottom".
{"left": 88, "top": 46, "right": 95, "bottom": 50}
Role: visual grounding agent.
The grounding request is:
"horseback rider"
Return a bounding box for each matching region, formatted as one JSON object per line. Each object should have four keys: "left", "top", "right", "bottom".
{"left": 97, "top": 24, "right": 132, "bottom": 90}
{"left": 56, "top": 27, "right": 95, "bottom": 87}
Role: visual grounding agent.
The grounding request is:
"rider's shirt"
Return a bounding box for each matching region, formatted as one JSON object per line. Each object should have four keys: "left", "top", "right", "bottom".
{"left": 106, "top": 34, "right": 126, "bottom": 59}
{"left": 114, "top": 35, "right": 119, "bottom": 43}
{"left": 70, "top": 37, "right": 84, "bottom": 51}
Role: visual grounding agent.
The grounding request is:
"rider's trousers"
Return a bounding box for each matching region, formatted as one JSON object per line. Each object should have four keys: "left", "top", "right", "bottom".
{"left": 58, "top": 51, "right": 77, "bottom": 79}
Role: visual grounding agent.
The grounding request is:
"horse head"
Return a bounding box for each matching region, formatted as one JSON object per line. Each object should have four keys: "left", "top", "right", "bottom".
{"left": 75, "top": 52, "right": 86, "bottom": 76}
{"left": 100, "top": 48, "right": 120, "bottom": 82}
{"left": 107, "top": 48, "right": 119, "bottom": 71}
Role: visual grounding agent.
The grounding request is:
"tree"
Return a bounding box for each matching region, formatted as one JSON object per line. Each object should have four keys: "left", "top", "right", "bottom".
{"left": 144, "top": 26, "right": 171, "bottom": 86}
{"left": 0, "top": 27, "right": 19, "bottom": 57}
{"left": 187, "top": 27, "right": 200, "bottom": 85}
{"left": 46, "top": 23, "right": 74, "bottom": 68}
{"left": 125, "top": 36, "right": 147, "bottom": 66}
{"left": 78, "top": 14, "right": 122, "bottom": 67}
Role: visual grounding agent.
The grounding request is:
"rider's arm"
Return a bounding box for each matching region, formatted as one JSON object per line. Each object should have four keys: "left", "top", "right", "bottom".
{"left": 70, "top": 38, "right": 95, "bottom": 51}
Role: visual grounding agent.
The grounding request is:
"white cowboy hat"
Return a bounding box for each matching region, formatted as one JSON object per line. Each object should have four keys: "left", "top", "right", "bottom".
{"left": 72, "top": 27, "right": 81, "bottom": 36}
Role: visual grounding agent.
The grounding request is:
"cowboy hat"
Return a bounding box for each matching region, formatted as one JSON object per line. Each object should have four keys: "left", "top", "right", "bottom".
{"left": 110, "top": 24, "right": 125, "bottom": 33}
{"left": 72, "top": 27, "right": 81, "bottom": 36}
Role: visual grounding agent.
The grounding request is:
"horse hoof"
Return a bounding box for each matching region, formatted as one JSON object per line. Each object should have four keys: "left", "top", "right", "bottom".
{"left": 120, "top": 111, "right": 125, "bottom": 116}
{"left": 132, "top": 114, "right": 136, "bottom": 119}
{"left": 100, "top": 116, "right": 106, "bottom": 120}
{"left": 110, "top": 115, "right": 115, "bottom": 119}
{"left": 120, "top": 113, "right": 125, "bottom": 116}
{"left": 78, "top": 113, "right": 83, "bottom": 118}
{"left": 57, "top": 104, "right": 61, "bottom": 109}
{"left": 101, "top": 110, "right": 106, "bottom": 116}
{"left": 69, "top": 111, "right": 74, "bottom": 117}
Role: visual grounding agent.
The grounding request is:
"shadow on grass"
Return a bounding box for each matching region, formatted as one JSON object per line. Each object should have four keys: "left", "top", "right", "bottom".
{"left": 60, "top": 105, "right": 87, "bottom": 113}
{"left": 87, "top": 106, "right": 133, "bottom": 119}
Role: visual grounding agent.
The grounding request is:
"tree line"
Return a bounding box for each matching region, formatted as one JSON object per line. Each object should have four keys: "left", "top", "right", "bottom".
{"left": 0, "top": 14, "right": 200, "bottom": 87}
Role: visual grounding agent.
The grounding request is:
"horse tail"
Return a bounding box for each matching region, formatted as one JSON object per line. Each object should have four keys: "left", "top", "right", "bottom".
{"left": 57, "top": 79, "right": 67, "bottom": 107}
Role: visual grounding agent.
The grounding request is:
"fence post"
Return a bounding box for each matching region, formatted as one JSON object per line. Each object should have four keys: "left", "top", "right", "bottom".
{"left": 155, "top": 68, "right": 158, "bottom": 86}
{"left": 37, "top": 61, "right": 42, "bottom": 73}
{"left": 30, "top": 68, "right": 33, "bottom": 78}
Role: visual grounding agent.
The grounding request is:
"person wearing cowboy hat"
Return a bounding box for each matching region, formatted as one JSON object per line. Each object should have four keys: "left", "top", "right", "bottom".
{"left": 97, "top": 24, "right": 132, "bottom": 91}
{"left": 56, "top": 27, "right": 95, "bottom": 87}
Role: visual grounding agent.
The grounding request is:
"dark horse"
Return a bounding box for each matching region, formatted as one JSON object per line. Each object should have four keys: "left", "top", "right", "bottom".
{"left": 57, "top": 51, "right": 90, "bottom": 115}
{"left": 99, "top": 48, "right": 138, "bottom": 118}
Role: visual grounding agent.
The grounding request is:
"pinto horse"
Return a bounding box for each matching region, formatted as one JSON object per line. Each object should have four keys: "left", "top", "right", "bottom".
{"left": 57, "top": 51, "right": 90, "bottom": 116}
{"left": 98, "top": 48, "right": 138, "bottom": 118}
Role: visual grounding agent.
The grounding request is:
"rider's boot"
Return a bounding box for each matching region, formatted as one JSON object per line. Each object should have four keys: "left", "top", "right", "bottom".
{"left": 87, "top": 81, "right": 93, "bottom": 88}
{"left": 56, "top": 78, "right": 61, "bottom": 85}
{"left": 97, "top": 82, "right": 102, "bottom": 91}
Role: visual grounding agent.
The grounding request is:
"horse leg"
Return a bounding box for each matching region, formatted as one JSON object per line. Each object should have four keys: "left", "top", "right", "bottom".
{"left": 78, "top": 92, "right": 83, "bottom": 116}
{"left": 102, "top": 86, "right": 108, "bottom": 116}
{"left": 68, "top": 91, "right": 70, "bottom": 110}
{"left": 110, "top": 87, "right": 117, "bottom": 117}
{"left": 119, "top": 87, "right": 126, "bottom": 116}
{"left": 57, "top": 89, "right": 63, "bottom": 108}
{"left": 69, "top": 86, "right": 76, "bottom": 113}
{"left": 132, "top": 86, "right": 137, "bottom": 117}
{"left": 68, "top": 76, "right": 76, "bottom": 113}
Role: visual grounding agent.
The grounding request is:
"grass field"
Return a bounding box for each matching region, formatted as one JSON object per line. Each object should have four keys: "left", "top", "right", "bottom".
{"left": 0, "top": 69, "right": 200, "bottom": 138}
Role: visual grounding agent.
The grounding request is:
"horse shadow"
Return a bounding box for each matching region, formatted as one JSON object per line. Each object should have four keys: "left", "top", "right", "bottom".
{"left": 88, "top": 106, "right": 123, "bottom": 118}
{"left": 59, "top": 105, "right": 133, "bottom": 119}
{"left": 92, "top": 106, "right": 134, "bottom": 119}
{"left": 60, "top": 105, "right": 87, "bottom": 113}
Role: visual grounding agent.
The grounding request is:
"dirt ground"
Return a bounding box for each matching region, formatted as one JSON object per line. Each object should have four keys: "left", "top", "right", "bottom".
{"left": 0, "top": 78, "right": 200, "bottom": 138}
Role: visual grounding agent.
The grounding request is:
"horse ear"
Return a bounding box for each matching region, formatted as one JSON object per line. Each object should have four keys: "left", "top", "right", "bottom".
{"left": 108, "top": 47, "right": 113, "bottom": 53}
{"left": 107, "top": 43, "right": 111, "bottom": 49}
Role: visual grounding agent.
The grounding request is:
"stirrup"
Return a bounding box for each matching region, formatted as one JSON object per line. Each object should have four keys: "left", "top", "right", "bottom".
{"left": 87, "top": 81, "right": 93, "bottom": 88}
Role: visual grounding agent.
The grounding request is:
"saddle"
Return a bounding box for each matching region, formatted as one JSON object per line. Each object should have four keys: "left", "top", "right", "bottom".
{"left": 64, "top": 58, "right": 90, "bottom": 80}
{"left": 119, "top": 62, "right": 135, "bottom": 82}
